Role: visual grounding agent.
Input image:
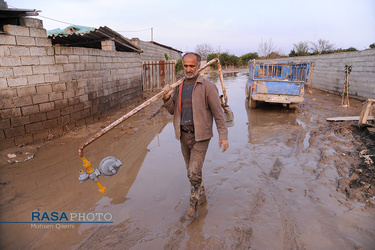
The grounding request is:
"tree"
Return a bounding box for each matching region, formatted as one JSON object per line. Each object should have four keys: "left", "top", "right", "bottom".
{"left": 206, "top": 53, "right": 218, "bottom": 68}
{"left": 195, "top": 43, "right": 214, "bottom": 60}
{"left": 369, "top": 43, "right": 375, "bottom": 49}
{"left": 240, "top": 52, "right": 259, "bottom": 65}
{"left": 310, "top": 39, "right": 335, "bottom": 54}
{"left": 258, "top": 38, "right": 282, "bottom": 58}
{"left": 291, "top": 41, "right": 310, "bottom": 56}
{"left": 175, "top": 59, "right": 183, "bottom": 73}
{"left": 219, "top": 52, "right": 231, "bottom": 67}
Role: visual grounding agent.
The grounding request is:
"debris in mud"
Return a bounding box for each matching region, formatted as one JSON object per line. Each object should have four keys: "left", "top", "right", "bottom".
{"left": 337, "top": 124, "right": 375, "bottom": 207}
{"left": 5, "top": 150, "right": 34, "bottom": 164}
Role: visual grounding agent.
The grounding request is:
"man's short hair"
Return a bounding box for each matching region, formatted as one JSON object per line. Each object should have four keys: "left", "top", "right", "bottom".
{"left": 182, "top": 52, "right": 201, "bottom": 64}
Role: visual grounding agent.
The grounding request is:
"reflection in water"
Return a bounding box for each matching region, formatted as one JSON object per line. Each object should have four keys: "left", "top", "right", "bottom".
{"left": 245, "top": 100, "right": 299, "bottom": 144}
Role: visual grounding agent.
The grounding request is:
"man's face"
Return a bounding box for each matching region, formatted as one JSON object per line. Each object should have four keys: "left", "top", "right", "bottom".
{"left": 183, "top": 54, "right": 200, "bottom": 79}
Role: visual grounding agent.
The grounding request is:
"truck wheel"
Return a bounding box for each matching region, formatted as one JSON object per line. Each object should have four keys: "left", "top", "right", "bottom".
{"left": 249, "top": 96, "right": 257, "bottom": 109}
{"left": 245, "top": 86, "right": 249, "bottom": 98}
{"left": 288, "top": 104, "right": 298, "bottom": 109}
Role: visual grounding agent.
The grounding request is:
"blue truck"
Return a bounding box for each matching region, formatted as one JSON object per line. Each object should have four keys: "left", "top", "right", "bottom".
{"left": 245, "top": 60, "right": 310, "bottom": 109}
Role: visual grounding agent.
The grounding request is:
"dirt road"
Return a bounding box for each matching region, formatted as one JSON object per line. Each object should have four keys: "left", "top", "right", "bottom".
{"left": 1, "top": 71, "right": 374, "bottom": 249}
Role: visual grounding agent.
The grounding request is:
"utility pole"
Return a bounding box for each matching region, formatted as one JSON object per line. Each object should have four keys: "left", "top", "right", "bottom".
{"left": 151, "top": 27, "right": 153, "bottom": 41}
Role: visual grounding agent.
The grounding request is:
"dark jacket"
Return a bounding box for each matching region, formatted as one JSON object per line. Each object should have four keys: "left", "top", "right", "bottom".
{"left": 163, "top": 75, "right": 228, "bottom": 141}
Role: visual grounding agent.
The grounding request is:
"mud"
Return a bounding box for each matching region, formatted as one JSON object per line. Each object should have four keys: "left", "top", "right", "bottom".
{"left": 0, "top": 70, "right": 374, "bottom": 249}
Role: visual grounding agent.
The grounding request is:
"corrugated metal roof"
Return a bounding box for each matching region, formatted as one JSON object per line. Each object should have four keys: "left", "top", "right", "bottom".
{"left": 48, "top": 26, "right": 142, "bottom": 53}
{"left": 149, "top": 41, "right": 182, "bottom": 53}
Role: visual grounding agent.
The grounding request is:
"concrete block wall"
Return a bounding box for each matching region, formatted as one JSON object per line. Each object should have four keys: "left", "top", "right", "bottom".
{"left": 269, "top": 49, "right": 375, "bottom": 99}
{"left": 131, "top": 38, "right": 181, "bottom": 61}
{"left": 0, "top": 18, "right": 142, "bottom": 149}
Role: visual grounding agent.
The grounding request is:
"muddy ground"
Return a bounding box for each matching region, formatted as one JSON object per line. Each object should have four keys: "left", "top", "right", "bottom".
{"left": 0, "top": 70, "right": 374, "bottom": 249}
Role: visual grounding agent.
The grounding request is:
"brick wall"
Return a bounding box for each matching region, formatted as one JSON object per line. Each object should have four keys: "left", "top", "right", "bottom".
{"left": 0, "top": 18, "right": 142, "bottom": 149}
{"left": 269, "top": 50, "right": 375, "bottom": 99}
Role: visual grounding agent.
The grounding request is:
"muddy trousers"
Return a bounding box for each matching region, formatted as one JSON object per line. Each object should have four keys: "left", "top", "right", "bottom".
{"left": 180, "top": 131, "right": 210, "bottom": 207}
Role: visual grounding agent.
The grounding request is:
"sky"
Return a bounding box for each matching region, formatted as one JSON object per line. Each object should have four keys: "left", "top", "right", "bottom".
{"left": 7, "top": 0, "right": 375, "bottom": 56}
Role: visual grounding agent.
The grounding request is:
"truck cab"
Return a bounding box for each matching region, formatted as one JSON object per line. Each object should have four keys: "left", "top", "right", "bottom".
{"left": 245, "top": 60, "right": 310, "bottom": 108}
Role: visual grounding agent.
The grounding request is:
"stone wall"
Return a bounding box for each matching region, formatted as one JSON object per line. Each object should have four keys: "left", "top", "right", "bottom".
{"left": 131, "top": 38, "right": 182, "bottom": 61}
{"left": 269, "top": 50, "right": 375, "bottom": 100}
{"left": 0, "top": 18, "right": 142, "bottom": 149}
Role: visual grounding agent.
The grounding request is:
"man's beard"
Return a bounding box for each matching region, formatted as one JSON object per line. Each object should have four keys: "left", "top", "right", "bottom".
{"left": 184, "top": 65, "right": 200, "bottom": 79}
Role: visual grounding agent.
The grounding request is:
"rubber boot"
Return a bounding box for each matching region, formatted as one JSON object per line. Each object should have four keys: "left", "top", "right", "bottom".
{"left": 184, "top": 205, "right": 196, "bottom": 221}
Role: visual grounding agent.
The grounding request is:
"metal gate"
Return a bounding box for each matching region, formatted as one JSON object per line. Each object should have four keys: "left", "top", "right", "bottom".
{"left": 142, "top": 60, "right": 176, "bottom": 90}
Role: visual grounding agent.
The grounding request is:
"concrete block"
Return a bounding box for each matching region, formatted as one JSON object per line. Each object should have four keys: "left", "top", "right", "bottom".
{"left": 32, "top": 94, "right": 49, "bottom": 104}
{"left": 0, "top": 46, "right": 11, "bottom": 57}
{"left": 13, "top": 96, "right": 33, "bottom": 107}
{"left": 39, "top": 102, "right": 54, "bottom": 112}
{"left": 68, "top": 55, "right": 80, "bottom": 63}
{"left": 60, "top": 47, "right": 74, "bottom": 55}
{"left": 0, "top": 88, "right": 17, "bottom": 98}
{"left": 4, "top": 125, "right": 25, "bottom": 138}
{"left": 0, "top": 119, "right": 11, "bottom": 129}
{"left": 13, "top": 66, "right": 32, "bottom": 76}
{"left": 0, "top": 98, "right": 12, "bottom": 109}
{"left": 38, "top": 55, "right": 55, "bottom": 64}
{"left": 33, "top": 130, "right": 49, "bottom": 141}
{"left": 27, "top": 75, "right": 45, "bottom": 85}
{"left": 21, "top": 56, "right": 40, "bottom": 66}
{"left": 21, "top": 105, "right": 39, "bottom": 116}
{"left": 30, "top": 112, "right": 46, "bottom": 123}
{"left": 52, "top": 82, "right": 66, "bottom": 92}
{"left": 63, "top": 89, "right": 75, "bottom": 99}
{"left": 73, "top": 47, "right": 85, "bottom": 55}
{"left": 47, "top": 110, "right": 60, "bottom": 119}
{"left": 54, "top": 99, "right": 68, "bottom": 109}
{"left": 63, "top": 63, "right": 75, "bottom": 72}
{"left": 44, "top": 74, "right": 59, "bottom": 82}
{"left": 55, "top": 55, "right": 68, "bottom": 64}
{"left": 0, "top": 67, "right": 14, "bottom": 78}
{"left": 7, "top": 77, "right": 28, "bottom": 87}
{"left": 0, "top": 57, "right": 21, "bottom": 67}
{"left": 11, "top": 116, "right": 30, "bottom": 126}
{"left": 17, "top": 85, "right": 36, "bottom": 97}
{"left": 43, "top": 118, "right": 57, "bottom": 130}
{"left": 1, "top": 107, "right": 21, "bottom": 118}
{"left": 30, "top": 47, "right": 47, "bottom": 56}
{"left": 4, "top": 25, "right": 30, "bottom": 36}
{"left": 71, "top": 111, "right": 82, "bottom": 121}
{"left": 10, "top": 46, "right": 30, "bottom": 56}
{"left": 36, "top": 84, "right": 52, "bottom": 94}
{"left": 29, "top": 28, "right": 47, "bottom": 38}
{"left": 32, "top": 65, "right": 49, "bottom": 74}
{"left": 49, "top": 92, "right": 63, "bottom": 101}
{"left": 25, "top": 122, "right": 43, "bottom": 133}
{"left": 76, "top": 88, "right": 85, "bottom": 96}
{"left": 49, "top": 65, "right": 64, "bottom": 73}
{"left": 35, "top": 37, "right": 52, "bottom": 47}
{"left": 19, "top": 17, "right": 43, "bottom": 29}
{"left": 16, "top": 36, "right": 35, "bottom": 46}
{"left": 68, "top": 97, "right": 80, "bottom": 106}
{"left": 59, "top": 72, "right": 72, "bottom": 81}
{"left": 74, "top": 63, "right": 85, "bottom": 71}
{"left": 0, "top": 78, "right": 8, "bottom": 88}
{"left": 0, "top": 35, "right": 16, "bottom": 45}
{"left": 66, "top": 80, "right": 78, "bottom": 89}
{"left": 61, "top": 106, "right": 74, "bottom": 116}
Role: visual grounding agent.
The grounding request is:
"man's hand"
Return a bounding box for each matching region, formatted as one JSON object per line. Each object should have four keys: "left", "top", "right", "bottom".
{"left": 219, "top": 139, "right": 229, "bottom": 153}
{"left": 162, "top": 84, "right": 173, "bottom": 101}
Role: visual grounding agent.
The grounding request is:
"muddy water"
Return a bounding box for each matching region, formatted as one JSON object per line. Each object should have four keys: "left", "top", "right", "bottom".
{"left": 1, "top": 71, "right": 374, "bottom": 249}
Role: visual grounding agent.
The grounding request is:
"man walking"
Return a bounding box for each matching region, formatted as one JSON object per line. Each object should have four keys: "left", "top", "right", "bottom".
{"left": 163, "top": 52, "right": 229, "bottom": 220}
